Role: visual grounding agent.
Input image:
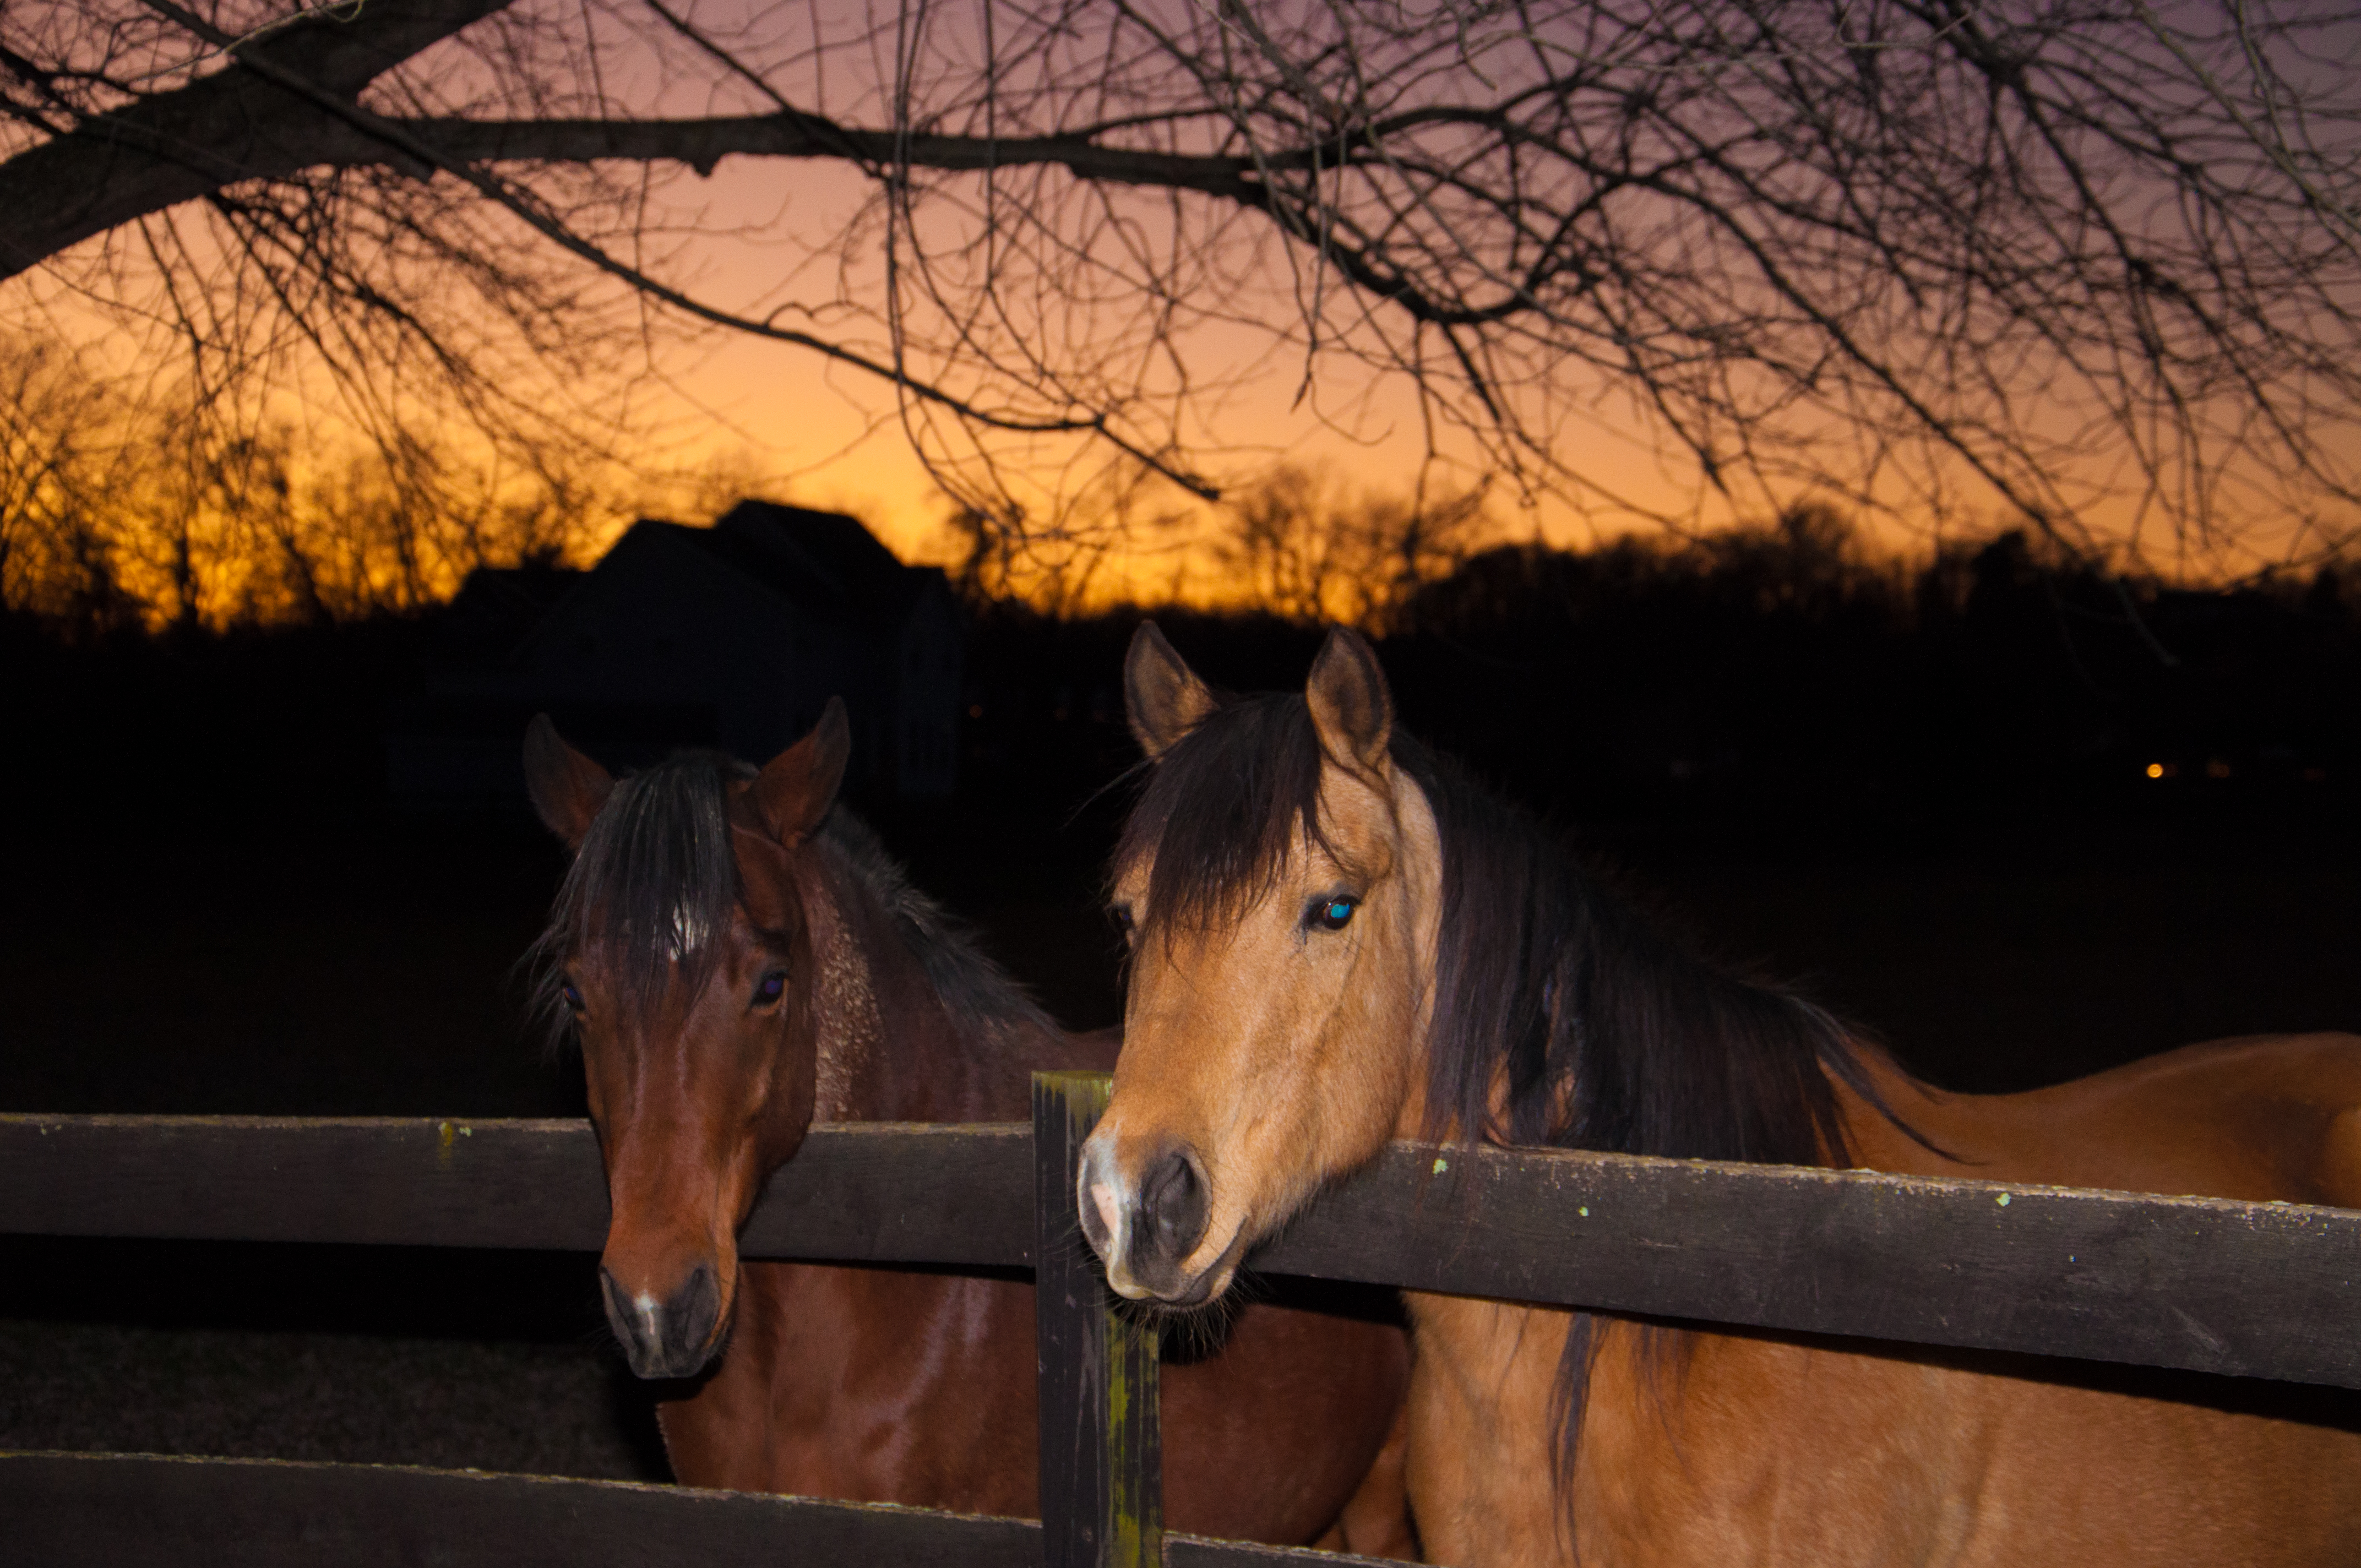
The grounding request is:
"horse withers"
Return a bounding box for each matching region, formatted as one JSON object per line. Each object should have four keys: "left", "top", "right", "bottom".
{"left": 521, "top": 700, "right": 1411, "bottom": 1554}
{"left": 1081, "top": 621, "right": 2361, "bottom": 1566}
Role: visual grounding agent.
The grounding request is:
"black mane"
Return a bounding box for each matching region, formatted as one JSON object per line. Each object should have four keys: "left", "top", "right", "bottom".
{"left": 531, "top": 750, "right": 1052, "bottom": 1050}
{"left": 1119, "top": 691, "right": 1885, "bottom": 1505}
{"left": 813, "top": 809, "right": 1057, "bottom": 1042}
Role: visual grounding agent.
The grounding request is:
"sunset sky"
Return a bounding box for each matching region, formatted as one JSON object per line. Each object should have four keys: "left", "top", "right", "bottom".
{"left": 591, "top": 158, "right": 1695, "bottom": 594}
{"left": 454, "top": 138, "right": 2336, "bottom": 592}
{"left": 13, "top": 140, "right": 2315, "bottom": 613}
{"left": 12, "top": 0, "right": 2353, "bottom": 618}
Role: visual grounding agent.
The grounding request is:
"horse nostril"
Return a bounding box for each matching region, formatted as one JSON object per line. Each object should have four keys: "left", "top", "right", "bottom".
{"left": 673, "top": 1262, "right": 720, "bottom": 1360}
{"left": 597, "top": 1266, "right": 632, "bottom": 1332}
{"left": 600, "top": 1261, "right": 723, "bottom": 1379}
{"left": 1075, "top": 1145, "right": 1116, "bottom": 1260}
{"left": 1139, "top": 1144, "right": 1209, "bottom": 1264}
{"left": 597, "top": 1265, "right": 651, "bottom": 1366}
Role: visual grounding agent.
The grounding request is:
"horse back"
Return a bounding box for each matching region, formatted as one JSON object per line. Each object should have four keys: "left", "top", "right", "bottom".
{"left": 1844, "top": 1031, "right": 2361, "bottom": 1206}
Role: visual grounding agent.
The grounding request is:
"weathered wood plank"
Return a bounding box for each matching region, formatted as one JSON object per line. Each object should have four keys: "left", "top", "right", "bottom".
{"left": 742, "top": 1121, "right": 1032, "bottom": 1268}
{"left": 10, "top": 1115, "right": 2361, "bottom": 1389}
{"left": 1255, "top": 1142, "right": 2361, "bottom": 1388}
{"left": 0, "top": 1454, "right": 1372, "bottom": 1568}
{"left": 1035, "top": 1071, "right": 1164, "bottom": 1568}
{"left": 0, "top": 1115, "right": 1032, "bottom": 1267}
{"left": 0, "top": 1452, "right": 1040, "bottom": 1568}
{"left": 1166, "top": 1536, "right": 1397, "bottom": 1567}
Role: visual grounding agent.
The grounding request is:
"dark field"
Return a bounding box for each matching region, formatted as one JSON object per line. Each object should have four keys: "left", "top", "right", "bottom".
{"left": 4, "top": 584, "right": 2360, "bottom": 1480}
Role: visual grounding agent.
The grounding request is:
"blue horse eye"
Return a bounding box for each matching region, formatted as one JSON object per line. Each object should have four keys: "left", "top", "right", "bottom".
{"left": 755, "top": 971, "right": 787, "bottom": 1004}
{"left": 561, "top": 983, "right": 585, "bottom": 1012}
{"left": 1311, "top": 896, "right": 1358, "bottom": 932}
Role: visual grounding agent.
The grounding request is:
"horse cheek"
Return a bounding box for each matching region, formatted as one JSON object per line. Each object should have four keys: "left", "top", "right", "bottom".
{"left": 755, "top": 1006, "right": 819, "bottom": 1176}
{"left": 1319, "top": 933, "right": 1418, "bottom": 1172}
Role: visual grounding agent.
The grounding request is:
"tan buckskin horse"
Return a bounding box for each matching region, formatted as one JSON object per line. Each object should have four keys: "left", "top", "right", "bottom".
{"left": 523, "top": 700, "right": 1412, "bottom": 1553}
{"left": 1079, "top": 622, "right": 2361, "bottom": 1566}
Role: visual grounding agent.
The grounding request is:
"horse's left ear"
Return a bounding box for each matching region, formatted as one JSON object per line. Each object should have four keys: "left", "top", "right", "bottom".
{"left": 523, "top": 715, "right": 613, "bottom": 851}
{"left": 749, "top": 697, "right": 851, "bottom": 844}
{"left": 1305, "top": 626, "right": 1393, "bottom": 780}
{"left": 1125, "top": 620, "right": 1217, "bottom": 759}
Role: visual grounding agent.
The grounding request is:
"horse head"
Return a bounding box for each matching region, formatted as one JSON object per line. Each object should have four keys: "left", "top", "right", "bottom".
{"left": 524, "top": 703, "right": 850, "bottom": 1378}
{"left": 1080, "top": 624, "right": 1444, "bottom": 1305}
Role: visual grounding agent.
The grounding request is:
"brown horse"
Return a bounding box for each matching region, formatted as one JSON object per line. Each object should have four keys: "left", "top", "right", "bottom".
{"left": 1081, "top": 622, "right": 2361, "bottom": 1566}
{"left": 521, "top": 700, "right": 1412, "bottom": 1553}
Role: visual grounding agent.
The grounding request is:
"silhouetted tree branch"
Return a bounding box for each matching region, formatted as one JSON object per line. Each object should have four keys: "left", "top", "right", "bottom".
{"left": 4, "top": 0, "right": 2359, "bottom": 570}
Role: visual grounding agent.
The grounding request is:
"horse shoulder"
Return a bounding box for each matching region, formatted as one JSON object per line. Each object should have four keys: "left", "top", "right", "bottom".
{"left": 1391, "top": 1301, "right": 1992, "bottom": 1568}
{"left": 1595, "top": 1329, "right": 2361, "bottom": 1567}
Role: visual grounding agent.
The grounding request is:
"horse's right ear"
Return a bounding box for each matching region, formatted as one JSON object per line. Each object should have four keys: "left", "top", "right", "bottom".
{"left": 1125, "top": 621, "right": 1216, "bottom": 759}
{"left": 523, "top": 715, "right": 613, "bottom": 850}
{"left": 749, "top": 697, "right": 851, "bottom": 845}
{"left": 1305, "top": 625, "right": 1393, "bottom": 781}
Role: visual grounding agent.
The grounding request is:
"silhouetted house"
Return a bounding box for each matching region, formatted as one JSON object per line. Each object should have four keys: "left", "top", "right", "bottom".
{"left": 433, "top": 559, "right": 587, "bottom": 667}
{"left": 388, "top": 501, "right": 960, "bottom": 803}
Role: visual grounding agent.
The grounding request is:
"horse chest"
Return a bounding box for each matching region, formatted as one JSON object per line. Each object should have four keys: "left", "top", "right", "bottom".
{"left": 660, "top": 1263, "right": 1038, "bottom": 1513}
{"left": 1401, "top": 1293, "right": 1574, "bottom": 1562}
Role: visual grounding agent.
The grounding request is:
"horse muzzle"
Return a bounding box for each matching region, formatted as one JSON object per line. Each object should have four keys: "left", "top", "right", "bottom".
{"left": 600, "top": 1259, "right": 726, "bottom": 1379}
{"left": 1077, "top": 1133, "right": 1222, "bottom": 1303}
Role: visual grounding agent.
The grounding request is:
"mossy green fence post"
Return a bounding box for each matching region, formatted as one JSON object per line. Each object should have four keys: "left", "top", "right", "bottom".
{"left": 1033, "top": 1070, "right": 1162, "bottom": 1568}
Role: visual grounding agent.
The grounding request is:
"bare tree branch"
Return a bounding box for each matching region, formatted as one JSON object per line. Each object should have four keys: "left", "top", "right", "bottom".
{"left": 0, "top": 0, "right": 509, "bottom": 277}
{"left": 3, "top": 0, "right": 2358, "bottom": 578}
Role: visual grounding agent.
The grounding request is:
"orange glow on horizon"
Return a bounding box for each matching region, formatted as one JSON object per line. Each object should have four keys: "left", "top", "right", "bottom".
{"left": 13, "top": 140, "right": 2345, "bottom": 623}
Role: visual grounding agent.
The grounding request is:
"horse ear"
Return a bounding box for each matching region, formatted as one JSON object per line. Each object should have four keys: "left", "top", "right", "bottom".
{"left": 1125, "top": 620, "right": 1216, "bottom": 759}
{"left": 1305, "top": 626, "right": 1393, "bottom": 780}
{"left": 523, "top": 715, "right": 613, "bottom": 850}
{"left": 749, "top": 697, "right": 851, "bottom": 844}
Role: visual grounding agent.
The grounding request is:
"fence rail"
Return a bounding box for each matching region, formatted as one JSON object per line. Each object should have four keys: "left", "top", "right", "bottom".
{"left": 0, "top": 1113, "right": 1030, "bottom": 1265}
{"left": 7, "top": 1109, "right": 2357, "bottom": 1386}
{"left": 6, "top": 1092, "right": 2359, "bottom": 1567}
{"left": 0, "top": 1453, "right": 1346, "bottom": 1568}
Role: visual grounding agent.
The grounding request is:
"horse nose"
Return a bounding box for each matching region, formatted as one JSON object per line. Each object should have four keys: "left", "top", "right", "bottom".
{"left": 1076, "top": 1139, "right": 1122, "bottom": 1265}
{"left": 1136, "top": 1142, "right": 1210, "bottom": 1272}
{"left": 599, "top": 1261, "right": 722, "bottom": 1379}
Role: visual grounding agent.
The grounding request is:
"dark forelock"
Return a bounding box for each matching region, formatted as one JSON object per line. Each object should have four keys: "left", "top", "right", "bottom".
{"left": 530, "top": 749, "right": 1052, "bottom": 1052}
{"left": 1114, "top": 693, "right": 1348, "bottom": 934}
{"left": 530, "top": 750, "right": 750, "bottom": 1042}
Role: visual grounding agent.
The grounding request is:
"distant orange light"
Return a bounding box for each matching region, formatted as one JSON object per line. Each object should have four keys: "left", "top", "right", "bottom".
{"left": 2145, "top": 763, "right": 2165, "bottom": 779}
{"left": 2206, "top": 759, "right": 2233, "bottom": 780}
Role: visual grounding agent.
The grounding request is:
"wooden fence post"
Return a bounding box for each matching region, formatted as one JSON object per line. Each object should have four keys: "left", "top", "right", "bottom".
{"left": 1033, "top": 1071, "right": 1162, "bottom": 1568}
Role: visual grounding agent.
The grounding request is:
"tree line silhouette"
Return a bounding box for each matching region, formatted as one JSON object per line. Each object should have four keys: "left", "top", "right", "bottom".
{"left": 962, "top": 506, "right": 2361, "bottom": 829}
{"left": 6, "top": 491, "right": 2355, "bottom": 834}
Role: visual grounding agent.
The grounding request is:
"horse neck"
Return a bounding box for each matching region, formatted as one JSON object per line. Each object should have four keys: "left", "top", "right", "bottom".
{"left": 796, "top": 851, "right": 1028, "bottom": 1123}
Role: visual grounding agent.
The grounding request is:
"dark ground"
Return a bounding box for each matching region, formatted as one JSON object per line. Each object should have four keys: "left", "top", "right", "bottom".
{"left": 4, "top": 609, "right": 2360, "bottom": 1482}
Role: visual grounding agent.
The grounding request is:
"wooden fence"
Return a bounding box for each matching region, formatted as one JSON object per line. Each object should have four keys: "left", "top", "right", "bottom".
{"left": 5, "top": 1072, "right": 2359, "bottom": 1566}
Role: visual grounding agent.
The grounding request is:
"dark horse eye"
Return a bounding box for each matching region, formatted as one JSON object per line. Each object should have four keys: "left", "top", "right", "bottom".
{"left": 754, "top": 970, "right": 787, "bottom": 1006}
{"left": 561, "top": 982, "right": 585, "bottom": 1014}
{"left": 1308, "top": 895, "right": 1359, "bottom": 932}
{"left": 1110, "top": 905, "right": 1136, "bottom": 938}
